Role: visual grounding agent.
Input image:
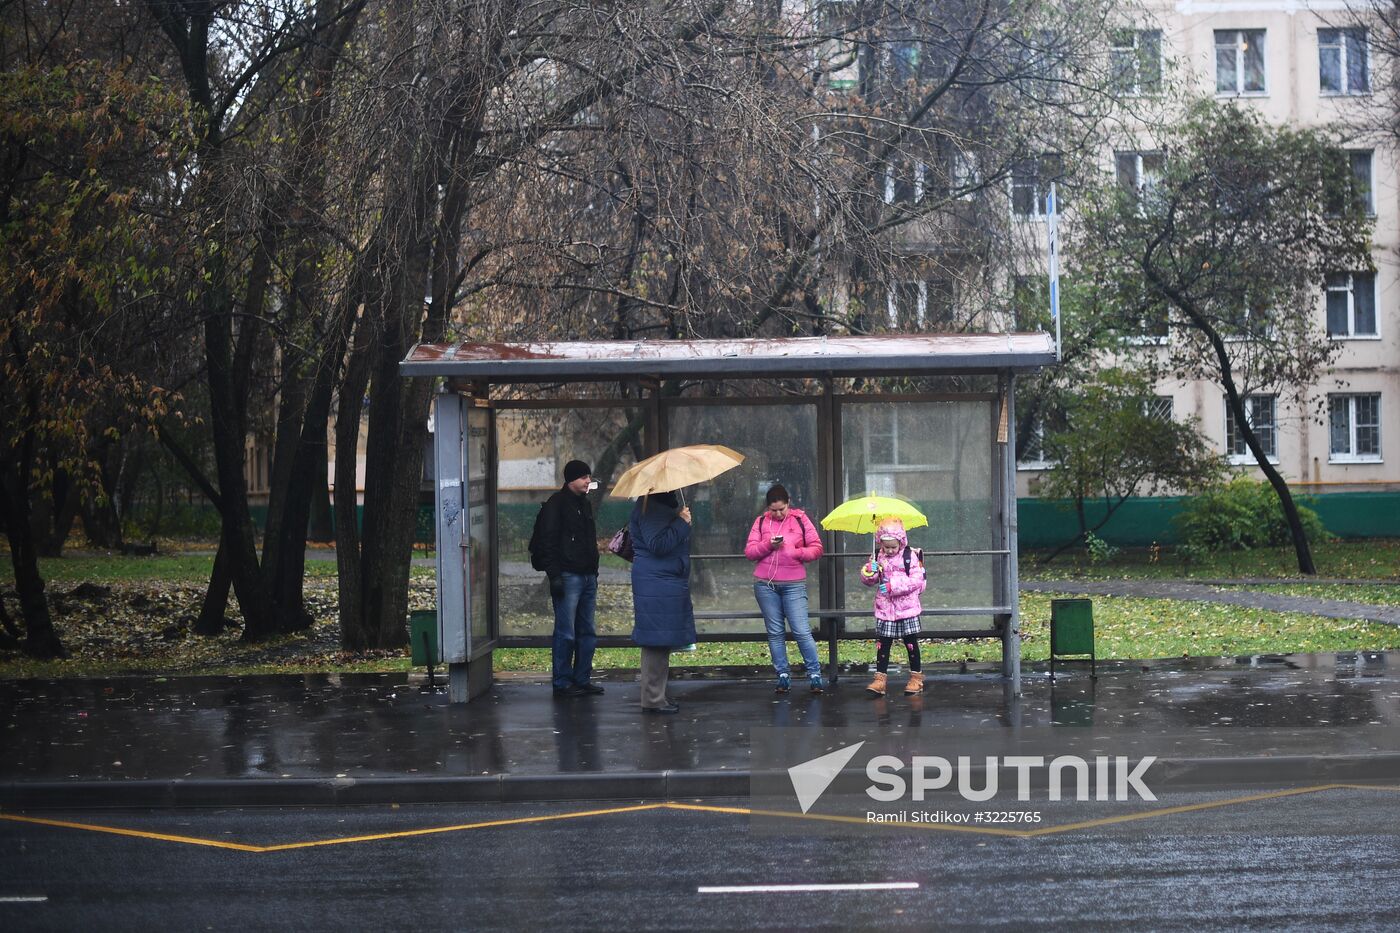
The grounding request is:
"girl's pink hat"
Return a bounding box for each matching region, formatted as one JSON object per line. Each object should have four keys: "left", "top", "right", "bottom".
{"left": 875, "top": 517, "right": 907, "bottom": 546}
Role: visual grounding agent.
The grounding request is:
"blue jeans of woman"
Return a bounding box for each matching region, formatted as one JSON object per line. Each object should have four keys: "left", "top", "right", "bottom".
{"left": 754, "top": 581, "right": 821, "bottom": 679}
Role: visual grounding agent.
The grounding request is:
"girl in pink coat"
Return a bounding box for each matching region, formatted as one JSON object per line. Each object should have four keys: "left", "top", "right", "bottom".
{"left": 745, "top": 484, "right": 825, "bottom": 694}
{"left": 860, "top": 517, "right": 927, "bottom": 696}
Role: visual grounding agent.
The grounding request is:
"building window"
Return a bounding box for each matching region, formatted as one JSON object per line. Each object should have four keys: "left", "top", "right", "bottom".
{"left": 1011, "top": 154, "right": 1064, "bottom": 217}
{"left": 1115, "top": 151, "right": 1165, "bottom": 201}
{"left": 884, "top": 158, "right": 924, "bottom": 205}
{"left": 1215, "top": 29, "right": 1266, "bottom": 95}
{"left": 1350, "top": 150, "right": 1375, "bottom": 215}
{"left": 1014, "top": 29, "right": 1062, "bottom": 99}
{"left": 1325, "top": 272, "right": 1377, "bottom": 338}
{"left": 886, "top": 280, "right": 953, "bottom": 330}
{"left": 945, "top": 147, "right": 978, "bottom": 199}
{"left": 1144, "top": 396, "right": 1174, "bottom": 421}
{"left": 1110, "top": 28, "right": 1162, "bottom": 96}
{"left": 816, "top": 1, "right": 859, "bottom": 89}
{"left": 867, "top": 406, "right": 897, "bottom": 466}
{"left": 888, "top": 38, "right": 922, "bottom": 86}
{"left": 1017, "top": 415, "right": 1051, "bottom": 469}
{"left": 1326, "top": 150, "right": 1375, "bottom": 217}
{"left": 1226, "top": 394, "right": 1277, "bottom": 462}
{"left": 1013, "top": 275, "right": 1049, "bottom": 330}
{"left": 864, "top": 405, "right": 945, "bottom": 471}
{"left": 1320, "top": 27, "right": 1369, "bottom": 95}
{"left": 888, "top": 281, "right": 922, "bottom": 330}
{"left": 1330, "top": 394, "right": 1381, "bottom": 461}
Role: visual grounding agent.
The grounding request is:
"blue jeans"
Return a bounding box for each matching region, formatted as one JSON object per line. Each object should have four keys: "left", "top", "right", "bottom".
{"left": 552, "top": 572, "right": 598, "bottom": 690}
{"left": 754, "top": 581, "right": 821, "bottom": 679}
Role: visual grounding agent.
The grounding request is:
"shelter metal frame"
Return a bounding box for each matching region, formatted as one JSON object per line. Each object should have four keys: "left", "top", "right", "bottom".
{"left": 401, "top": 335, "right": 1052, "bottom": 702}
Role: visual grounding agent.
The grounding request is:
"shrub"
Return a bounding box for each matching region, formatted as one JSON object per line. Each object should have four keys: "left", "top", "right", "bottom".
{"left": 1084, "top": 531, "right": 1120, "bottom": 564}
{"left": 1177, "top": 477, "right": 1331, "bottom": 552}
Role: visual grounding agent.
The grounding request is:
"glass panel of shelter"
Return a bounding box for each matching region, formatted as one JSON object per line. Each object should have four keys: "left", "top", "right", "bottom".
{"left": 666, "top": 400, "right": 822, "bottom": 635}
{"left": 487, "top": 383, "right": 1004, "bottom": 646}
{"left": 493, "top": 404, "right": 645, "bottom": 640}
{"left": 836, "top": 397, "right": 999, "bottom": 635}
{"left": 466, "top": 406, "right": 494, "bottom": 649}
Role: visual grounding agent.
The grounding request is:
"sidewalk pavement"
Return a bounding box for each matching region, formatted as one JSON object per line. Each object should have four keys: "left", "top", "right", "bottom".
{"left": 4, "top": 651, "right": 1400, "bottom": 809}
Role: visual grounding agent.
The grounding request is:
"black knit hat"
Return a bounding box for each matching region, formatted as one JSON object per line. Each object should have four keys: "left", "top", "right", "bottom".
{"left": 765, "top": 483, "right": 790, "bottom": 505}
{"left": 564, "top": 460, "right": 591, "bottom": 483}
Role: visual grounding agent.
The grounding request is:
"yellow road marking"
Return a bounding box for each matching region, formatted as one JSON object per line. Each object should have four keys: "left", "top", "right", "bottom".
{"left": 0, "top": 813, "right": 264, "bottom": 852}
{"left": 670, "top": 785, "right": 1394, "bottom": 839}
{"left": 663, "top": 801, "right": 1025, "bottom": 837}
{"left": 2, "top": 785, "right": 1397, "bottom": 851}
{"left": 256, "top": 803, "right": 667, "bottom": 852}
{"left": 1335, "top": 783, "right": 1400, "bottom": 792}
{"left": 0, "top": 803, "right": 667, "bottom": 853}
{"left": 1018, "top": 783, "right": 1347, "bottom": 837}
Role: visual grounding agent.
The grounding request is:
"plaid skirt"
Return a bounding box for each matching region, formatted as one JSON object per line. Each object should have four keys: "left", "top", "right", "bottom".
{"left": 875, "top": 615, "right": 921, "bottom": 638}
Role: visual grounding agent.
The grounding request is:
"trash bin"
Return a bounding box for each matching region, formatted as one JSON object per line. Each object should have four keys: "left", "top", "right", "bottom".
{"left": 409, "top": 610, "right": 439, "bottom": 666}
{"left": 1050, "top": 598, "right": 1095, "bottom": 680}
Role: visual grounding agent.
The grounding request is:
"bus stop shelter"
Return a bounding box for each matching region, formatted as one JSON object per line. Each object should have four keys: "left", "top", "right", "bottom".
{"left": 400, "top": 334, "right": 1056, "bottom": 702}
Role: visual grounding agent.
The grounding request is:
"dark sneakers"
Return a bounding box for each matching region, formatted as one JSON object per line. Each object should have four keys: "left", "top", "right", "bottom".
{"left": 554, "top": 683, "right": 604, "bottom": 698}
{"left": 642, "top": 702, "right": 680, "bottom": 715}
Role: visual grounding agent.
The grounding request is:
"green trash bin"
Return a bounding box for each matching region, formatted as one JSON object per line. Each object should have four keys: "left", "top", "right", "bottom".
{"left": 409, "top": 610, "right": 439, "bottom": 666}
{"left": 1050, "top": 598, "right": 1095, "bottom": 680}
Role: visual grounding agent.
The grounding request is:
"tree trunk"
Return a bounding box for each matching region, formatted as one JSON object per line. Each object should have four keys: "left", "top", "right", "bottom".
{"left": 195, "top": 541, "right": 233, "bottom": 636}
{"left": 1197, "top": 306, "right": 1317, "bottom": 574}
{"left": 81, "top": 437, "right": 125, "bottom": 549}
{"left": 354, "top": 270, "right": 430, "bottom": 651}
{"left": 334, "top": 305, "right": 373, "bottom": 649}
{"left": 1153, "top": 273, "right": 1318, "bottom": 576}
{"left": 1222, "top": 382, "right": 1317, "bottom": 574}
{"left": 203, "top": 286, "right": 285, "bottom": 640}
{"left": 307, "top": 438, "right": 334, "bottom": 542}
{"left": 0, "top": 466, "right": 66, "bottom": 659}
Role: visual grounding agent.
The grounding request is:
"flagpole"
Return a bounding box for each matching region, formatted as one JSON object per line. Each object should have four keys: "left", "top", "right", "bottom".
{"left": 1047, "top": 182, "right": 1061, "bottom": 362}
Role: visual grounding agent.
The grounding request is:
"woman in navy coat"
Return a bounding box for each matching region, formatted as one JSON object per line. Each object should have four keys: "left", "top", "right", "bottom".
{"left": 629, "top": 491, "right": 695, "bottom": 713}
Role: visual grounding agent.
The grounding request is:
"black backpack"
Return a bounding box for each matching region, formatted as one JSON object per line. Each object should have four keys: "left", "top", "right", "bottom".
{"left": 528, "top": 500, "right": 550, "bottom": 572}
{"left": 902, "top": 545, "right": 923, "bottom": 575}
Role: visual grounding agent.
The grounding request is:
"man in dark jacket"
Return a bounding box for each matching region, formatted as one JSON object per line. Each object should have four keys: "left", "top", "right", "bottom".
{"left": 538, "top": 459, "right": 602, "bottom": 698}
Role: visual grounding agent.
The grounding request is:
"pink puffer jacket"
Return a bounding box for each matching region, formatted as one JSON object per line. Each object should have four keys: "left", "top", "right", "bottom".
{"left": 860, "top": 518, "right": 926, "bottom": 621}
{"left": 744, "top": 508, "right": 824, "bottom": 582}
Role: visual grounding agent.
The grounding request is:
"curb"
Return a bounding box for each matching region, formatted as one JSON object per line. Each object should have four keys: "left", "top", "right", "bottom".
{"left": 4, "top": 754, "right": 1400, "bottom": 810}
{"left": 0, "top": 770, "right": 748, "bottom": 809}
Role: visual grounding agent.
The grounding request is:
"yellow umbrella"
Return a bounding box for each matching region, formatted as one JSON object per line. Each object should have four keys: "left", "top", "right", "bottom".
{"left": 609, "top": 444, "right": 746, "bottom": 499}
{"left": 820, "top": 494, "right": 928, "bottom": 535}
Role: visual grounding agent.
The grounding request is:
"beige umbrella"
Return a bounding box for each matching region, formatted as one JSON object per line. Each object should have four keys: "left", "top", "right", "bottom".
{"left": 609, "top": 444, "right": 746, "bottom": 501}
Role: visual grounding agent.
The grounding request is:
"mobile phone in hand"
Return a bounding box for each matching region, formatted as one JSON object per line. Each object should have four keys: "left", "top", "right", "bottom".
{"left": 771, "top": 535, "right": 784, "bottom": 544}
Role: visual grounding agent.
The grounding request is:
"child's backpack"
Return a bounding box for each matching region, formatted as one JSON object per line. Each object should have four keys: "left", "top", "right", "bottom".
{"left": 527, "top": 500, "right": 550, "bottom": 571}
{"left": 902, "top": 545, "right": 923, "bottom": 576}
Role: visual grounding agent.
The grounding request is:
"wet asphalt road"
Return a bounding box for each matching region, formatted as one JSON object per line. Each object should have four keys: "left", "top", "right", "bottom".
{"left": 3, "top": 788, "right": 1400, "bottom": 931}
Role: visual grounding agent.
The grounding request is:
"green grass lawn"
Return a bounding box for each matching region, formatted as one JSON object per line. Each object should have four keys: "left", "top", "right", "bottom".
{"left": 489, "top": 591, "right": 1400, "bottom": 673}
{"left": 1023, "top": 538, "right": 1400, "bottom": 582}
{"left": 3, "top": 539, "right": 1398, "bottom": 678}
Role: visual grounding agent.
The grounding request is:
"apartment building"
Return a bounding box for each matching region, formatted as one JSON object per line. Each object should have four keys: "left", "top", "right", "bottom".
{"left": 1014, "top": 1, "right": 1398, "bottom": 502}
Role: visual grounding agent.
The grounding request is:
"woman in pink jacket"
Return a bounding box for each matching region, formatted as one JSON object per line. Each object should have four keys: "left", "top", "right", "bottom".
{"left": 744, "top": 484, "right": 825, "bottom": 694}
{"left": 860, "top": 517, "right": 927, "bottom": 697}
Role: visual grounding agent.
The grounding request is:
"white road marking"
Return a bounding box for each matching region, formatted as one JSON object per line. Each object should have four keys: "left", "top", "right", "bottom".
{"left": 0, "top": 896, "right": 48, "bottom": 903}
{"left": 698, "top": 882, "right": 918, "bottom": 894}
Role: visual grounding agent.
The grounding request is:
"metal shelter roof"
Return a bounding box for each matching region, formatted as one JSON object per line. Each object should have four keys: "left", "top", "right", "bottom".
{"left": 400, "top": 333, "right": 1056, "bottom": 381}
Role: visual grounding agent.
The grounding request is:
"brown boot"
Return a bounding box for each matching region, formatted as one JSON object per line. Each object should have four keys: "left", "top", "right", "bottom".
{"left": 904, "top": 671, "right": 925, "bottom": 695}
{"left": 866, "top": 672, "right": 887, "bottom": 696}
